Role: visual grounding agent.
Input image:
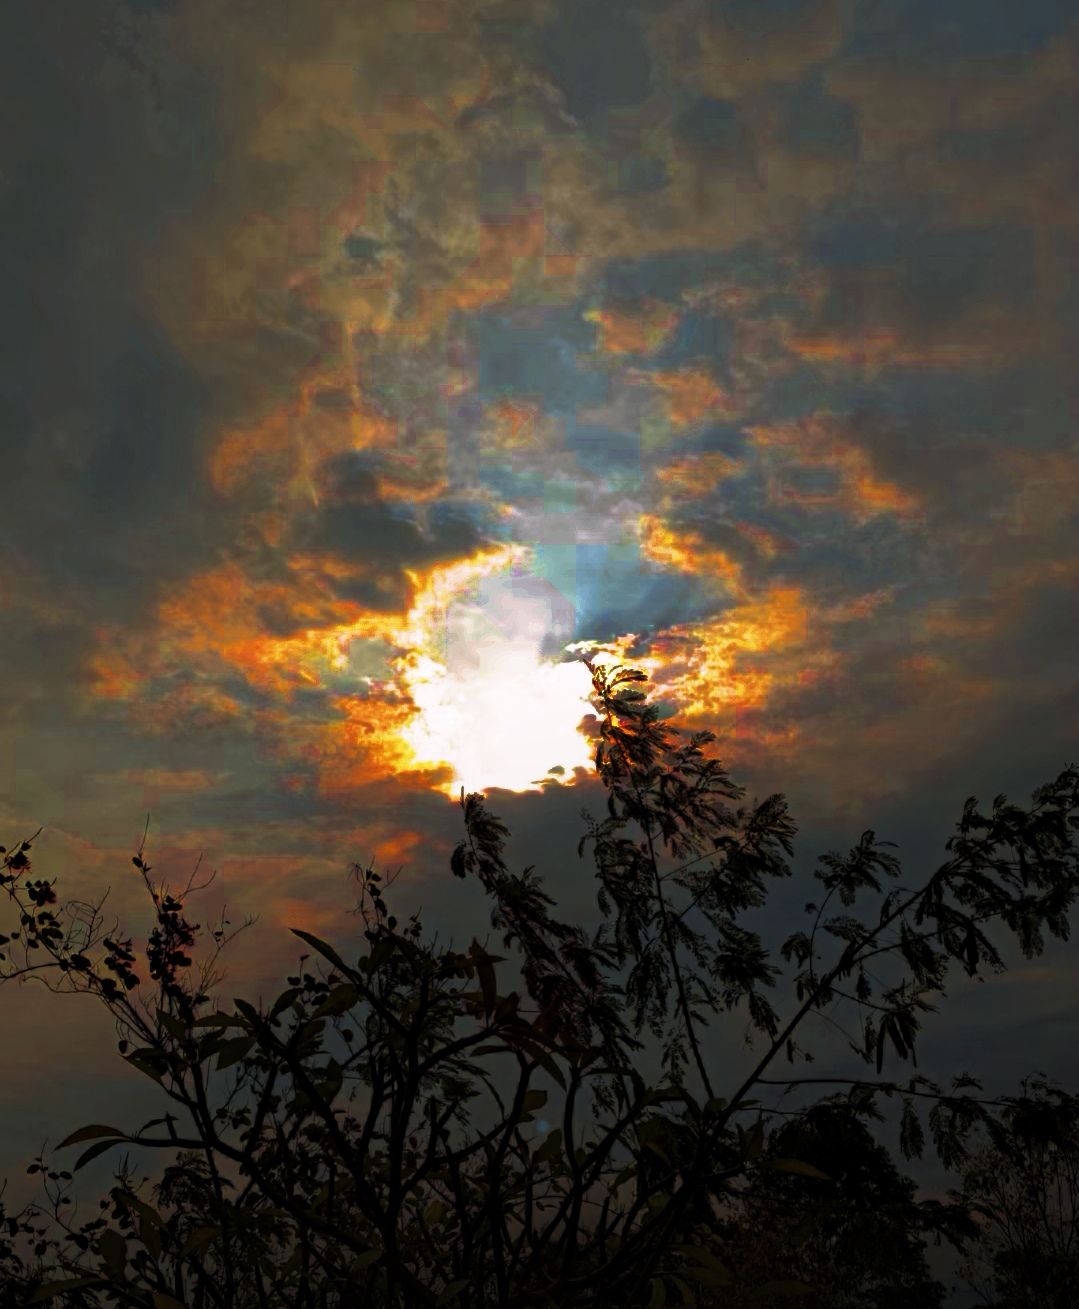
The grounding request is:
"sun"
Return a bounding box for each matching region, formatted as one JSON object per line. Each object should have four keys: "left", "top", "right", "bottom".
{"left": 401, "top": 647, "right": 596, "bottom": 795}
{"left": 392, "top": 549, "right": 598, "bottom": 795}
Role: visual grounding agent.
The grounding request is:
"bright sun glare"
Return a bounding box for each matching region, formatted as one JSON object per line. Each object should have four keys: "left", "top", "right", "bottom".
{"left": 392, "top": 548, "right": 599, "bottom": 795}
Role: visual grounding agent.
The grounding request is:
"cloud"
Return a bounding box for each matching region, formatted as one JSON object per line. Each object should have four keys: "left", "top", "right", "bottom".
{"left": 787, "top": 209, "right": 1057, "bottom": 371}
{"left": 4, "top": 0, "right": 1078, "bottom": 852}
{"left": 825, "top": 12, "right": 1079, "bottom": 165}
{"left": 654, "top": 0, "right": 848, "bottom": 102}
{"left": 92, "top": 768, "right": 229, "bottom": 793}
{"left": 584, "top": 300, "right": 681, "bottom": 355}
{"left": 0, "top": 1, "right": 232, "bottom": 637}
{"left": 5, "top": 0, "right": 1079, "bottom": 1177}
{"left": 746, "top": 413, "right": 925, "bottom": 523}
{"left": 526, "top": 0, "right": 654, "bottom": 123}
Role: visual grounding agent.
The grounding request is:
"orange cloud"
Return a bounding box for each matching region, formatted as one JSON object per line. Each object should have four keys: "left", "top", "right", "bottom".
{"left": 369, "top": 828, "right": 425, "bottom": 868}
{"left": 787, "top": 331, "right": 911, "bottom": 371}
{"left": 307, "top": 692, "right": 451, "bottom": 799}
{"left": 272, "top": 896, "right": 353, "bottom": 939}
{"left": 631, "top": 513, "right": 953, "bottom": 780}
{"left": 635, "top": 514, "right": 815, "bottom": 758}
{"left": 634, "top": 367, "right": 740, "bottom": 431}
{"left": 585, "top": 300, "right": 680, "bottom": 355}
{"left": 467, "top": 208, "right": 545, "bottom": 277}
{"left": 486, "top": 399, "right": 545, "bottom": 451}
{"left": 748, "top": 415, "right": 924, "bottom": 523}
{"left": 87, "top": 537, "right": 577, "bottom": 800}
{"left": 787, "top": 307, "right": 1052, "bottom": 375}
{"left": 210, "top": 393, "right": 404, "bottom": 500}
{"left": 86, "top": 549, "right": 394, "bottom": 732}
{"left": 733, "top": 520, "right": 800, "bottom": 561}
{"left": 653, "top": 451, "right": 743, "bottom": 505}
{"left": 639, "top": 514, "right": 745, "bottom": 597}
{"left": 578, "top": 588, "right": 820, "bottom": 781}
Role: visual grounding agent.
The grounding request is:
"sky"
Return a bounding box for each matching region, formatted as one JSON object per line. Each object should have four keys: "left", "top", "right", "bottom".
{"left": 1, "top": 0, "right": 1078, "bottom": 1263}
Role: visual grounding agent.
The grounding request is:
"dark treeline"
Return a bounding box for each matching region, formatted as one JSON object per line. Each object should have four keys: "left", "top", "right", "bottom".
{"left": 2, "top": 660, "right": 1078, "bottom": 1308}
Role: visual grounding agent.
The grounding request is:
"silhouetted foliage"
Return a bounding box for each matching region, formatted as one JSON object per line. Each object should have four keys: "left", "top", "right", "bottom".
{"left": 957, "top": 1077, "right": 1079, "bottom": 1309}
{"left": 0, "top": 660, "right": 1077, "bottom": 1308}
{"left": 705, "top": 1098, "right": 977, "bottom": 1309}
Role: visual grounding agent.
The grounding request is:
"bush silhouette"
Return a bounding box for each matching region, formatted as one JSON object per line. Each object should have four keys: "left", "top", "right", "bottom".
{"left": 1, "top": 660, "right": 1078, "bottom": 1308}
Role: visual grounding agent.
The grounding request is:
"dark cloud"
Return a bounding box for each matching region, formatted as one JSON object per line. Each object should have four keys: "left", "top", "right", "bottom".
{"left": 314, "top": 453, "right": 383, "bottom": 506}
{"left": 845, "top": 368, "right": 1076, "bottom": 535}
{"left": 530, "top": 0, "right": 654, "bottom": 122}
{"left": 295, "top": 470, "right": 490, "bottom": 586}
{"left": 81, "top": 319, "right": 207, "bottom": 515}
{"left": 709, "top": 0, "right": 828, "bottom": 32}
{"left": 777, "top": 79, "right": 861, "bottom": 161}
{"left": 682, "top": 423, "right": 752, "bottom": 459}
{"left": 340, "top": 234, "right": 384, "bottom": 267}
{"left": 674, "top": 96, "right": 757, "bottom": 172}
{"left": 478, "top": 151, "right": 544, "bottom": 215}
{"left": 0, "top": 604, "right": 97, "bottom": 729}
{"left": 844, "top": 0, "right": 1075, "bottom": 66}
{"left": 0, "top": 1, "right": 229, "bottom": 630}
{"left": 600, "top": 251, "right": 744, "bottom": 304}
{"left": 804, "top": 209, "right": 1035, "bottom": 339}
{"left": 650, "top": 307, "right": 734, "bottom": 372}
{"left": 611, "top": 157, "right": 671, "bottom": 196}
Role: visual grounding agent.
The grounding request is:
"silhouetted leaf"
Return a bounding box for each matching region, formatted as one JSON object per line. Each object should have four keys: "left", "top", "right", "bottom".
{"left": 289, "top": 929, "right": 350, "bottom": 975}
{"left": 57, "top": 1125, "right": 126, "bottom": 1150}
{"left": 157, "top": 1009, "right": 188, "bottom": 1041}
{"left": 97, "top": 1227, "right": 126, "bottom": 1275}
{"left": 216, "top": 1036, "right": 256, "bottom": 1070}
{"left": 760, "top": 1157, "right": 831, "bottom": 1181}
{"left": 191, "top": 1012, "right": 243, "bottom": 1029}
{"left": 30, "top": 1278, "right": 103, "bottom": 1302}
{"left": 73, "top": 1139, "right": 125, "bottom": 1172}
{"left": 115, "top": 1191, "right": 164, "bottom": 1229}
{"left": 313, "top": 984, "right": 360, "bottom": 1018}
{"left": 180, "top": 1227, "right": 219, "bottom": 1258}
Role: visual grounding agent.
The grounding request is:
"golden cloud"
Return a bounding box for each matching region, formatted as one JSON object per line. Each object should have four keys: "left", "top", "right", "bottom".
{"left": 87, "top": 535, "right": 597, "bottom": 799}
{"left": 653, "top": 451, "right": 744, "bottom": 506}
{"left": 640, "top": 367, "right": 741, "bottom": 430}
{"left": 747, "top": 414, "right": 924, "bottom": 524}
{"left": 584, "top": 300, "right": 681, "bottom": 355}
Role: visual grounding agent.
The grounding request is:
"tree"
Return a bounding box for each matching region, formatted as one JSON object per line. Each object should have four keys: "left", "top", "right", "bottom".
{"left": 0, "top": 658, "right": 1076, "bottom": 1308}
{"left": 705, "top": 1097, "right": 973, "bottom": 1309}
{"left": 957, "top": 1078, "right": 1079, "bottom": 1309}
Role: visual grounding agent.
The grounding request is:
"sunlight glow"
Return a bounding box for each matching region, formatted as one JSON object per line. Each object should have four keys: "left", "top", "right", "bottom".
{"left": 391, "top": 547, "right": 598, "bottom": 795}
{"left": 400, "top": 647, "right": 596, "bottom": 795}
